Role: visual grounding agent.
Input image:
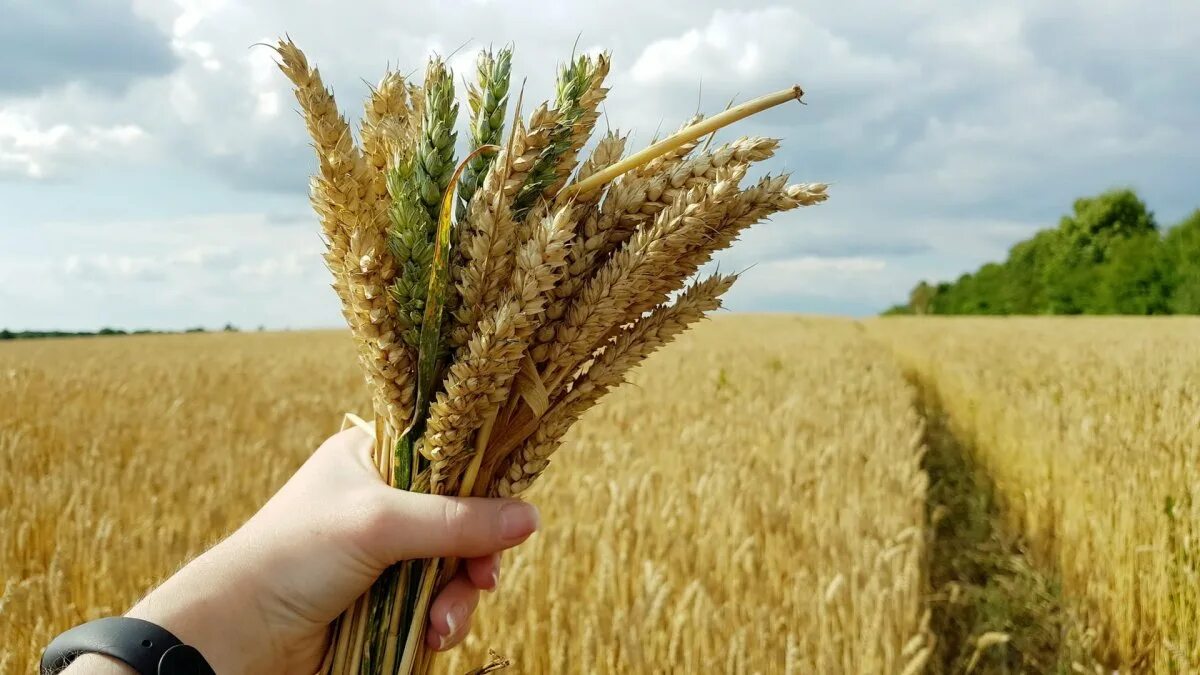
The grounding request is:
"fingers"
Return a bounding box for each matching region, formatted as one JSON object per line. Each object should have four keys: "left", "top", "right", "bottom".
{"left": 361, "top": 490, "right": 539, "bottom": 562}
{"left": 465, "top": 552, "right": 501, "bottom": 591}
{"left": 425, "top": 570, "right": 479, "bottom": 651}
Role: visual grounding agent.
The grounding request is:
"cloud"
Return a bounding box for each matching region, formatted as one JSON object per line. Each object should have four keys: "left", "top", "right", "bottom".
{"left": 63, "top": 247, "right": 243, "bottom": 283}
{"left": 0, "top": 0, "right": 179, "bottom": 96}
{"left": 0, "top": 110, "right": 147, "bottom": 178}
{"left": 2, "top": 212, "right": 337, "bottom": 331}
{"left": 718, "top": 254, "right": 898, "bottom": 316}
{"left": 631, "top": 8, "right": 910, "bottom": 89}
{"left": 4, "top": 1, "right": 1200, "bottom": 325}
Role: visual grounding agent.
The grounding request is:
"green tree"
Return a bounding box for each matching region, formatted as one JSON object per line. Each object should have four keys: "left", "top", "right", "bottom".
{"left": 1098, "top": 231, "right": 1171, "bottom": 314}
{"left": 908, "top": 281, "right": 936, "bottom": 315}
{"left": 1164, "top": 210, "right": 1200, "bottom": 313}
{"left": 1000, "top": 229, "right": 1058, "bottom": 313}
{"left": 891, "top": 188, "right": 1192, "bottom": 317}
{"left": 1041, "top": 189, "right": 1156, "bottom": 314}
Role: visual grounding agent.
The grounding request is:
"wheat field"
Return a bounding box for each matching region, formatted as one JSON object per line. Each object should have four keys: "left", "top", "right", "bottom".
{"left": 8, "top": 315, "right": 1200, "bottom": 673}
{"left": 872, "top": 317, "right": 1200, "bottom": 673}
{"left": 1, "top": 317, "right": 929, "bottom": 674}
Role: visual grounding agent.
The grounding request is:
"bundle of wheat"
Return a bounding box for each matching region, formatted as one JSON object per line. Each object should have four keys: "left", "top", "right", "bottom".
{"left": 276, "top": 38, "right": 827, "bottom": 674}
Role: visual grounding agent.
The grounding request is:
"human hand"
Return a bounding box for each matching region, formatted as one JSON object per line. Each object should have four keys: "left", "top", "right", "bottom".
{"left": 71, "top": 427, "right": 539, "bottom": 674}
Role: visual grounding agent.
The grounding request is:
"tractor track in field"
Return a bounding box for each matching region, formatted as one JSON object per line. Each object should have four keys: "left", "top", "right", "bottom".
{"left": 903, "top": 370, "right": 1095, "bottom": 675}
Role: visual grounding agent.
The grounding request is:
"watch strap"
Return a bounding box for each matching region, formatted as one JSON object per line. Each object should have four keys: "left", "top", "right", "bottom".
{"left": 41, "top": 617, "right": 214, "bottom": 674}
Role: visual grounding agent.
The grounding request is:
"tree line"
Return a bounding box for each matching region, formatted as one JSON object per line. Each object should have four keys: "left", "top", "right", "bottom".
{"left": 887, "top": 189, "right": 1200, "bottom": 315}
{"left": 0, "top": 324, "right": 250, "bottom": 340}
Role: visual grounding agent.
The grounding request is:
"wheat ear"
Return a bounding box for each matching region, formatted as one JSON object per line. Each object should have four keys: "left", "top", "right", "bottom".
{"left": 512, "top": 53, "right": 608, "bottom": 216}
{"left": 452, "top": 105, "right": 561, "bottom": 347}
{"left": 537, "top": 175, "right": 730, "bottom": 391}
{"left": 458, "top": 46, "right": 513, "bottom": 220}
{"left": 494, "top": 273, "right": 736, "bottom": 496}
{"left": 624, "top": 178, "right": 829, "bottom": 322}
{"left": 429, "top": 207, "right": 575, "bottom": 491}
{"left": 361, "top": 71, "right": 412, "bottom": 199}
{"left": 277, "top": 38, "right": 413, "bottom": 434}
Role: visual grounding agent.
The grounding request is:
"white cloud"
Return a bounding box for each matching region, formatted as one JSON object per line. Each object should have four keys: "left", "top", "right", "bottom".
{"left": 735, "top": 255, "right": 889, "bottom": 300}
{"left": 65, "top": 247, "right": 243, "bottom": 282}
{"left": 3, "top": 212, "right": 336, "bottom": 330}
{"left": 631, "top": 7, "right": 910, "bottom": 87}
{"left": 4, "top": 0, "right": 1200, "bottom": 325}
{"left": 915, "top": 6, "right": 1032, "bottom": 69}
{"left": 233, "top": 251, "right": 307, "bottom": 280}
{"left": 774, "top": 256, "right": 886, "bottom": 274}
{"left": 0, "top": 110, "right": 147, "bottom": 178}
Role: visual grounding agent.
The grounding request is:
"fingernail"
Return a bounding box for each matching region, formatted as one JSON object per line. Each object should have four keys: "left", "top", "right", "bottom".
{"left": 446, "top": 602, "right": 468, "bottom": 636}
{"left": 428, "top": 630, "right": 444, "bottom": 651}
{"left": 489, "top": 564, "right": 500, "bottom": 591}
{"left": 499, "top": 502, "right": 539, "bottom": 542}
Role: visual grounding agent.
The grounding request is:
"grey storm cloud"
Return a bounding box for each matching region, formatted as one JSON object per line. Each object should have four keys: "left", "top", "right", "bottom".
{"left": 0, "top": 0, "right": 179, "bottom": 96}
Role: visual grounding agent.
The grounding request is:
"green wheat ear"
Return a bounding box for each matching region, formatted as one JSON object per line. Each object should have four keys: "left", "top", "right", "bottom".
{"left": 415, "top": 56, "right": 460, "bottom": 224}
{"left": 512, "top": 53, "right": 598, "bottom": 218}
{"left": 458, "top": 46, "right": 513, "bottom": 221}
{"left": 387, "top": 56, "right": 461, "bottom": 349}
{"left": 386, "top": 158, "right": 434, "bottom": 348}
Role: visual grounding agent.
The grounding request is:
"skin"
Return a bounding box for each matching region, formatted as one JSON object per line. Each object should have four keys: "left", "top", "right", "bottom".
{"left": 61, "top": 427, "right": 539, "bottom": 675}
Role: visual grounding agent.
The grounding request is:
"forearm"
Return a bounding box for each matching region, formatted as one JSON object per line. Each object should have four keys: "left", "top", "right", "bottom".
{"left": 58, "top": 537, "right": 271, "bottom": 675}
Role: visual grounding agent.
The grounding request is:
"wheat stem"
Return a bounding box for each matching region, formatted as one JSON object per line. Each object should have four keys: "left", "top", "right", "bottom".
{"left": 558, "top": 85, "right": 804, "bottom": 201}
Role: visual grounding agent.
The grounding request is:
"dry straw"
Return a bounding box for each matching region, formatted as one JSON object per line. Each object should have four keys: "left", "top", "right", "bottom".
{"left": 276, "top": 36, "right": 827, "bottom": 674}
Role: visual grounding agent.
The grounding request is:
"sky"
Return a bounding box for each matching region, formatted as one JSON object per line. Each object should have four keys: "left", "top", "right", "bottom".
{"left": 1, "top": 0, "right": 1197, "bottom": 330}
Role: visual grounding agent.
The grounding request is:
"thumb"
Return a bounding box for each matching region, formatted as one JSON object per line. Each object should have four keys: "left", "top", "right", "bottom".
{"left": 366, "top": 489, "right": 540, "bottom": 562}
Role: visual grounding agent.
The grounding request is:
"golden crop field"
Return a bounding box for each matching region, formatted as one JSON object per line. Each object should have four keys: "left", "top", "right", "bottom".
{"left": 6, "top": 315, "right": 1199, "bottom": 674}
{"left": 1, "top": 317, "right": 928, "bottom": 674}
{"left": 872, "top": 317, "right": 1200, "bottom": 673}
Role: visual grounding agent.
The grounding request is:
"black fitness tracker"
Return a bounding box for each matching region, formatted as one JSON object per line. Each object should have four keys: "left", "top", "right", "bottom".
{"left": 40, "top": 617, "right": 215, "bottom": 675}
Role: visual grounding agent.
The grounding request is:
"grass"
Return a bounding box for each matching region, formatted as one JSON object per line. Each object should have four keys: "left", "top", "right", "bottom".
{"left": 911, "top": 373, "right": 1090, "bottom": 674}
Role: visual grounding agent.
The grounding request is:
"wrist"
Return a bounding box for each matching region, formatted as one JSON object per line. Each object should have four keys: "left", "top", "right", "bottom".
{"left": 125, "top": 541, "right": 273, "bottom": 675}
{"left": 62, "top": 654, "right": 137, "bottom": 674}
